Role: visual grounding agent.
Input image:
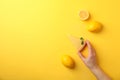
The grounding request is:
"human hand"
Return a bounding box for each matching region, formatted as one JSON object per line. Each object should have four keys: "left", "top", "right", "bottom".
{"left": 78, "top": 40, "right": 98, "bottom": 69}
{"left": 78, "top": 40, "right": 111, "bottom": 80}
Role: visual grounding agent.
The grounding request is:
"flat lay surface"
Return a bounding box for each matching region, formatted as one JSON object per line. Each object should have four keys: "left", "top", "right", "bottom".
{"left": 0, "top": 0, "right": 120, "bottom": 80}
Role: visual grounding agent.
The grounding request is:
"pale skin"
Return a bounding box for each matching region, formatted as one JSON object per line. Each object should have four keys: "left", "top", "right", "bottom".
{"left": 78, "top": 40, "right": 111, "bottom": 80}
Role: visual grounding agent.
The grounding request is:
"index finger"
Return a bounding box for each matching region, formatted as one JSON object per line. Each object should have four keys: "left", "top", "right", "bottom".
{"left": 78, "top": 41, "right": 87, "bottom": 52}
{"left": 86, "top": 40, "right": 95, "bottom": 56}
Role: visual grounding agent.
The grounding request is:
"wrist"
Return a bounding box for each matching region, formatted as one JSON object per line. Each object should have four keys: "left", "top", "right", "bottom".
{"left": 89, "top": 64, "right": 100, "bottom": 72}
{"left": 88, "top": 64, "right": 99, "bottom": 70}
{"left": 89, "top": 65, "right": 111, "bottom": 80}
{"left": 89, "top": 65, "right": 102, "bottom": 80}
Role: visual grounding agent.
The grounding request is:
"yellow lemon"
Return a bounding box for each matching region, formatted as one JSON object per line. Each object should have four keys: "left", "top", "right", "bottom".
{"left": 87, "top": 21, "right": 102, "bottom": 32}
{"left": 61, "top": 55, "right": 75, "bottom": 69}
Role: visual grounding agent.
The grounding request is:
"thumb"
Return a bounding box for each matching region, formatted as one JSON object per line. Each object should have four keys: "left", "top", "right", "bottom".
{"left": 78, "top": 52, "right": 85, "bottom": 61}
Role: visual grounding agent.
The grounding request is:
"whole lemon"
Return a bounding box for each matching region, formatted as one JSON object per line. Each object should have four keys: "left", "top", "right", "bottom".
{"left": 87, "top": 21, "right": 102, "bottom": 32}
{"left": 61, "top": 55, "right": 75, "bottom": 69}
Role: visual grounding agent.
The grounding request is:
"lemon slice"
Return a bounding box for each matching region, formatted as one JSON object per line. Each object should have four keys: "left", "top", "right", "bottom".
{"left": 61, "top": 55, "right": 75, "bottom": 69}
{"left": 79, "top": 10, "right": 90, "bottom": 21}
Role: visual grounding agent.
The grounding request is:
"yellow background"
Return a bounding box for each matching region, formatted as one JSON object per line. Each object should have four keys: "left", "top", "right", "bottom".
{"left": 0, "top": 0, "right": 120, "bottom": 80}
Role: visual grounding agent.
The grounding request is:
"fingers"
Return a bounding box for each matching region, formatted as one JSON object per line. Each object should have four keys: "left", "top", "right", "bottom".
{"left": 78, "top": 52, "right": 85, "bottom": 61}
{"left": 86, "top": 40, "right": 96, "bottom": 56}
{"left": 86, "top": 40, "right": 92, "bottom": 52}
{"left": 78, "top": 40, "right": 96, "bottom": 61}
{"left": 78, "top": 41, "right": 87, "bottom": 52}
